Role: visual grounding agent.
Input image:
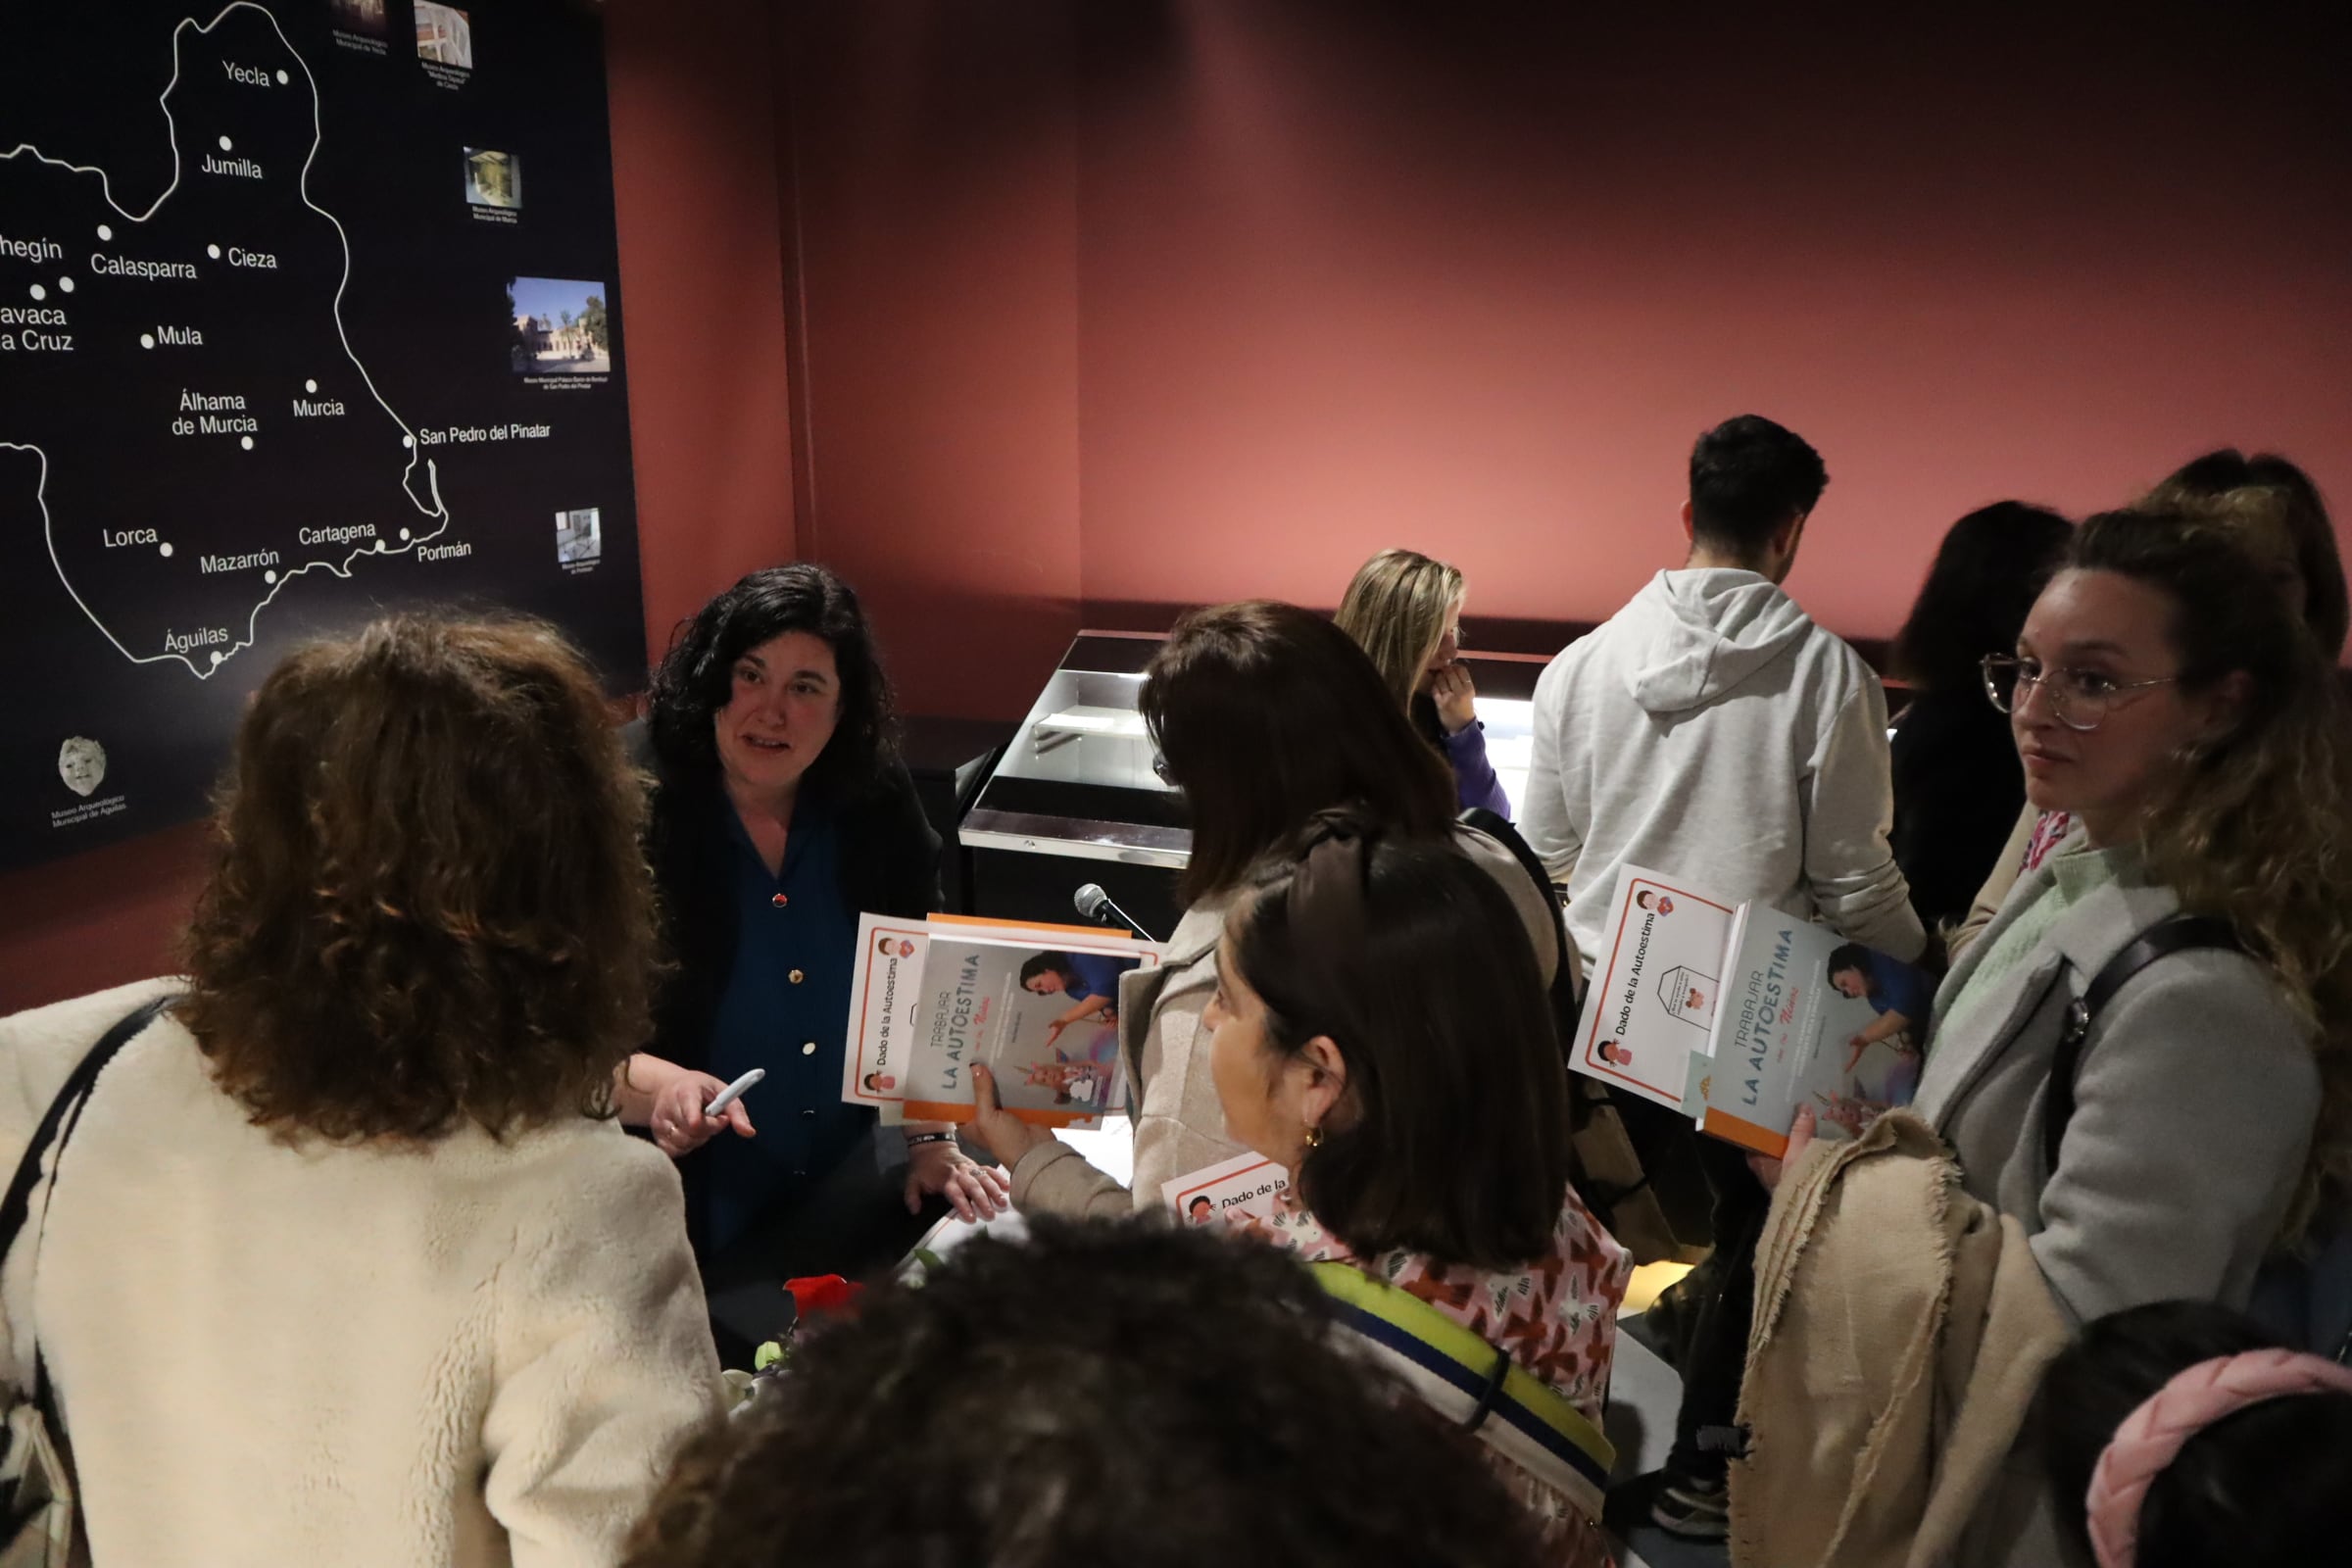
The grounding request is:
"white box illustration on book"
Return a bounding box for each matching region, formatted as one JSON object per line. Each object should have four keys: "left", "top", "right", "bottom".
{"left": 1576, "top": 866, "right": 1737, "bottom": 1110}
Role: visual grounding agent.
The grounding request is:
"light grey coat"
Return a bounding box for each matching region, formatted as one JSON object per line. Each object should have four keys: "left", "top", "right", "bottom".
{"left": 1912, "top": 853, "right": 2319, "bottom": 1326}
{"left": 1012, "top": 824, "right": 1568, "bottom": 1218}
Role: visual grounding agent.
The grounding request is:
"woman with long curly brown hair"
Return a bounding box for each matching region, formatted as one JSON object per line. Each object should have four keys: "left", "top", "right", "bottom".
{"left": 1947, "top": 450, "right": 2346, "bottom": 961}
{"left": 1737, "top": 510, "right": 2351, "bottom": 1567}
{"left": 1913, "top": 505, "right": 2352, "bottom": 1323}
{"left": 0, "top": 616, "right": 721, "bottom": 1568}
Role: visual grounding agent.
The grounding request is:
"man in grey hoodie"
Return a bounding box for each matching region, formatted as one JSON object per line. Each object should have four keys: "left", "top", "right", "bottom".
{"left": 1522, "top": 414, "right": 1924, "bottom": 1539}
{"left": 1523, "top": 415, "right": 1924, "bottom": 974}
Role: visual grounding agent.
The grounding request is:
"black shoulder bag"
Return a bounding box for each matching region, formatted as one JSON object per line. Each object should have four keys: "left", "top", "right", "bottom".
{"left": 2041, "top": 915, "right": 2242, "bottom": 1172}
{"left": 0, "top": 995, "right": 172, "bottom": 1566}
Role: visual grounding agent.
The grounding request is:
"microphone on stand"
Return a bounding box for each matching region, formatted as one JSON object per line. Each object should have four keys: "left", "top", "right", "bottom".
{"left": 1074, "top": 883, "right": 1158, "bottom": 943}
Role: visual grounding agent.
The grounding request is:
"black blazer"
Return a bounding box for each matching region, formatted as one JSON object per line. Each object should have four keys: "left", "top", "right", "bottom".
{"left": 623, "top": 719, "right": 943, "bottom": 1074}
{"left": 1887, "top": 688, "right": 2027, "bottom": 934}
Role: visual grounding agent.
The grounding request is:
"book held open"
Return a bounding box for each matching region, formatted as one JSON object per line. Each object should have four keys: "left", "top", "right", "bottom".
{"left": 1579, "top": 865, "right": 1933, "bottom": 1158}
{"left": 842, "top": 913, "right": 1163, "bottom": 1129}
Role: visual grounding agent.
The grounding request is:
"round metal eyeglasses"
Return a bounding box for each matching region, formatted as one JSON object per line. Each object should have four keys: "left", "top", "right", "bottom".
{"left": 1979, "top": 654, "right": 2180, "bottom": 733}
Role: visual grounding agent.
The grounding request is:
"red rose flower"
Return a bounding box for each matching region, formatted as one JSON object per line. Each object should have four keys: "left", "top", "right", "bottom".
{"left": 784, "top": 1274, "right": 863, "bottom": 1320}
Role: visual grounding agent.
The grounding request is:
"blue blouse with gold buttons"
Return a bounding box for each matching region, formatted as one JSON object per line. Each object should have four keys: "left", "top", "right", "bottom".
{"left": 698, "top": 799, "right": 869, "bottom": 1253}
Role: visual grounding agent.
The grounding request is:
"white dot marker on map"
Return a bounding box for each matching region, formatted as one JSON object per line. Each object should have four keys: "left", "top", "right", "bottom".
{"left": 264, "top": 568, "right": 277, "bottom": 582}
{"left": 27, "top": 284, "right": 44, "bottom": 301}
{"left": 210, "top": 650, "right": 223, "bottom": 664}
{"left": 402, "top": 434, "right": 414, "bottom": 448}
{"left": 305, "top": 379, "right": 318, "bottom": 393}
{"left": 240, "top": 435, "right": 254, "bottom": 450}
{"left": 275, "top": 70, "right": 289, "bottom": 84}
{"left": 96, "top": 224, "right": 113, "bottom": 241}
{"left": 159, "top": 542, "right": 173, "bottom": 557}
{"left": 207, "top": 244, "right": 221, "bottom": 259}
{"left": 57, "top": 277, "right": 73, "bottom": 294}
{"left": 399, "top": 527, "right": 412, "bottom": 540}
{"left": 140, "top": 333, "right": 156, "bottom": 349}
{"left": 218, "top": 135, "right": 232, "bottom": 152}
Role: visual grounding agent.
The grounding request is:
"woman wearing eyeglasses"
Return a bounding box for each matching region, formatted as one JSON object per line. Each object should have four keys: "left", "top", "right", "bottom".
{"left": 1945, "top": 451, "right": 2348, "bottom": 961}
{"left": 1897, "top": 507, "right": 2352, "bottom": 1333}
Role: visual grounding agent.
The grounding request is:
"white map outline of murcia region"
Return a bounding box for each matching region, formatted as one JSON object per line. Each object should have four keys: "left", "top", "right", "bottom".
{"left": 0, "top": 1, "right": 453, "bottom": 679}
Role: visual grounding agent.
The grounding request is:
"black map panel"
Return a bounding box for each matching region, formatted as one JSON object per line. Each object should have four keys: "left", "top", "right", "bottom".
{"left": 0, "top": 0, "right": 643, "bottom": 868}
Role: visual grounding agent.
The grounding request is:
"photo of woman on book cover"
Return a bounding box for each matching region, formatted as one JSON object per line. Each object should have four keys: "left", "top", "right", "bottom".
{"left": 1831, "top": 941, "right": 1931, "bottom": 1103}
{"left": 900, "top": 938, "right": 1151, "bottom": 1127}
{"left": 1020, "top": 951, "right": 1129, "bottom": 1045}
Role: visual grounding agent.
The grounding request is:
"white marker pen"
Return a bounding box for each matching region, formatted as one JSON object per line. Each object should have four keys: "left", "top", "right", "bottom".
{"left": 705, "top": 1067, "right": 765, "bottom": 1117}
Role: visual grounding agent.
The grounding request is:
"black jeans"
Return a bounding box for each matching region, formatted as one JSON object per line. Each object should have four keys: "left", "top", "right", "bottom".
{"left": 1665, "top": 1133, "right": 1770, "bottom": 1483}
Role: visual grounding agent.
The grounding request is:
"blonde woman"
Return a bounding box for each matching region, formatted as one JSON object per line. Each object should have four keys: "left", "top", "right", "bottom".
{"left": 1335, "top": 548, "right": 1511, "bottom": 817}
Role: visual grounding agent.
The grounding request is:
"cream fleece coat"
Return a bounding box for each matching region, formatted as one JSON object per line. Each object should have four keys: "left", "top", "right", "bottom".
{"left": 0, "top": 979, "right": 723, "bottom": 1568}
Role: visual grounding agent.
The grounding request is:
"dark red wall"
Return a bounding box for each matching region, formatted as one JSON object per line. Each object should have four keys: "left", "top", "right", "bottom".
{"left": 613, "top": 0, "right": 802, "bottom": 658}
{"left": 776, "top": 1, "right": 2350, "bottom": 681}
{"left": 773, "top": 0, "right": 1085, "bottom": 722}
{"left": 1068, "top": 4, "right": 2352, "bottom": 636}
{"left": 0, "top": 0, "right": 803, "bottom": 1011}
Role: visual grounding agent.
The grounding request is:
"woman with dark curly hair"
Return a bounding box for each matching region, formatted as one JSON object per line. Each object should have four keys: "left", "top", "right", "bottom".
{"left": 0, "top": 616, "right": 722, "bottom": 1568}
{"left": 614, "top": 565, "right": 1005, "bottom": 1303}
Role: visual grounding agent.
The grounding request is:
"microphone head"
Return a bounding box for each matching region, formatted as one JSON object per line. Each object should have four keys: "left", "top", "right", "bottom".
{"left": 1073, "top": 883, "right": 1110, "bottom": 920}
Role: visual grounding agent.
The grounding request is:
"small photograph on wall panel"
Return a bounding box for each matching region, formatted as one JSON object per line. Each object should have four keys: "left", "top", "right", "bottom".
{"left": 465, "top": 149, "right": 520, "bottom": 218}
{"left": 557, "top": 509, "right": 603, "bottom": 573}
{"left": 416, "top": 3, "right": 474, "bottom": 70}
{"left": 332, "top": 0, "right": 389, "bottom": 38}
{"left": 509, "top": 278, "right": 612, "bottom": 381}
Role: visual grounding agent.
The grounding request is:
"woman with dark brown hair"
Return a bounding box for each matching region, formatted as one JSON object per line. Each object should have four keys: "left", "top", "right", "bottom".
{"left": 1204, "top": 820, "right": 1628, "bottom": 1564}
{"left": 1886, "top": 502, "right": 2074, "bottom": 930}
{"left": 966, "top": 600, "right": 1566, "bottom": 1214}
{"left": 0, "top": 617, "right": 721, "bottom": 1568}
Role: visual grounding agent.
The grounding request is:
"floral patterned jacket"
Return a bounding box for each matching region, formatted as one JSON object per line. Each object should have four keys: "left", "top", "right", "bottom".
{"left": 1234, "top": 1183, "right": 1631, "bottom": 1566}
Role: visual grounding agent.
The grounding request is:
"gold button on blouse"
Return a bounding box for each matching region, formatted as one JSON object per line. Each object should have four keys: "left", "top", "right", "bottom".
{"left": 789, "top": 968, "right": 805, "bottom": 985}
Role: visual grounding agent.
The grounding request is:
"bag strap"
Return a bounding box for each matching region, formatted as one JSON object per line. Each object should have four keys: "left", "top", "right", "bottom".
{"left": 1457, "top": 808, "right": 1573, "bottom": 1008}
{"left": 0, "top": 997, "right": 172, "bottom": 1263}
{"left": 2042, "top": 916, "right": 2242, "bottom": 1173}
{"left": 1307, "top": 1260, "right": 1616, "bottom": 1521}
{"left": 5, "top": 994, "right": 173, "bottom": 1441}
